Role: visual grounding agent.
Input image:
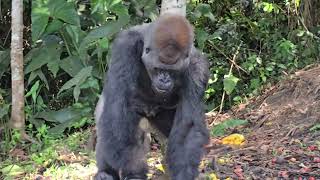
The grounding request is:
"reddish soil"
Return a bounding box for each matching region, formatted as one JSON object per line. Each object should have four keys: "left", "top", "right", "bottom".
{"left": 204, "top": 65, "right": 320, "bottom": 179}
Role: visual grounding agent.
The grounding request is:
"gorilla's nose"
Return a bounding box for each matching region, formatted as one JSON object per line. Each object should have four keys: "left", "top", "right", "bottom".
{"left": 154, "top": 71, "right": 174, "bottom": 94}
{"left": 159, "top": 76, "right": 171, "bottom": 86}
{"left": 158, "top": 73, "right": 172, "bottom": 90}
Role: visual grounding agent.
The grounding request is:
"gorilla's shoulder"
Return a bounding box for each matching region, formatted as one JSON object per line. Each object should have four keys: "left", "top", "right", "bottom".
{"left": 189, "top": 47, "right": 210, "bottom": 88}
{"left": 112, "top": 23, "right": 150, "bottom": 46}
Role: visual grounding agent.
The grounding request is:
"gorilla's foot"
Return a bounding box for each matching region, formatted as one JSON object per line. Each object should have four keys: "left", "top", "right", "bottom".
{"left": 121, "top": 175, "right": 147, "bottom": 180}
{"left": 95, "top": 172, "right": 118, "bottom": 180}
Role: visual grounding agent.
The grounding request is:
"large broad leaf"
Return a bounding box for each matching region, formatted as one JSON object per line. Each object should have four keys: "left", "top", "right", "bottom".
{"left": 31, "top": 1, "right": 50, "bottom": 42}
{"left": 34, "top": 106, "right": 90, "bottom": 123}
{"left": 48, "top": 0, "right": 80, "bottom": 26}
{"left": 59, "top": 56, "right": 85, "bottom": 77}
{"left": 195, "top": 28, "right": 209, "bottom": 51}
{"left": 27, "top": 69, "right": 49, "bottom": 90}
{"left": 64, "top": 25, "right": 87, "bottom": 54}
{"left": 43, "top": 19, "right": 64, "bottom": 36}
{"left": 47, "top": 60, "right": 60, "bottom": 77}
{"left": 31, "top": 106, "right": 91, "bottom": 135}
{"left": 223, "top": 74, "right": 240, "bottom": 95}
{"left": 25, "top": 80, "right": 40, "bottom": 103}
{"left": 211, "top": 119, "right": 248, "bottom": 137}
{"left": 1, "top": 165, "right": 24, "bottom": 176}
{"left": 25, "top": 39, "right": 62, "bottom": 74}
{"left": 79, "top": 13, "right": 129, "bottom": 60}
{"left": 194, "top": 3, "right": 216, "bottom": 21}
{"left": 0, "top": 50, "right": 10, "bottom": 78}
{"left": 58, "top": 66, "right": 93, "bottom": 95}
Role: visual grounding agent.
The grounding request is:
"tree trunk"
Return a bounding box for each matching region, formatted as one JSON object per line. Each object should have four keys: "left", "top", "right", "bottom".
{"left": 10, "top": 0, "right": 25, "bottom": 129}
{"left": 160, "top": 0, "right": 187, "bottom": 16}
{"left": 301, "top": 0, "right": 320, "bottom": 28}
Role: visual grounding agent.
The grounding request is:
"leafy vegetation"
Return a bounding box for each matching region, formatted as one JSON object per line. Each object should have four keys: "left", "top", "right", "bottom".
{"left": 211, "top": 119, "right": 248, "bottom": 137}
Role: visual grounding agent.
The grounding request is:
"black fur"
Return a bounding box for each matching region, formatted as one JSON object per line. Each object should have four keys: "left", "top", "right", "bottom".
{"left": 95, "top": 18, "right": 209, "bottom": 180}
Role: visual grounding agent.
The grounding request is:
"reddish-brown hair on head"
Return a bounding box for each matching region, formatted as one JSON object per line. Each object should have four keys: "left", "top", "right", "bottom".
{"left": 153, "top": 14, "right": 193, "bottom": 64}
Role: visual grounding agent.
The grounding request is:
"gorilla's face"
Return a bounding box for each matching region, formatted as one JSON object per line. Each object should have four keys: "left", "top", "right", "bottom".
{"left": 141, "top": 14, "right": 193, "bottom": 96}
{"left": 141, "top": 43, "right": 189, "bottom": 96}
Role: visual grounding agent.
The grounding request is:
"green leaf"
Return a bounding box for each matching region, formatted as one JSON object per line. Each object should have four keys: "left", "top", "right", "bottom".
{"left": 47, "top": 60, "right": 60, "bottom": 77}
{"left": 266, "top": 66, "right": 273, "bottom": 71}
{"left": 25, "top": 41, "right": 62, "bottom": 74}
{"left": 44, "top": 19, "right": 64, "bottom": 35}
{"left": 25, "top": 80, "right": 40, "bottom": 103}
{"left": 262, "top": 2, "right": 274, "bottom": 13}
{"left": 98, "top": 37, "right": 109, "bottom": 49}
{"left": 1, "top": 165, "right": 24, "bottom": 176}
{"left": 73, "top": 85, "right": 81, "bottom": 102}
{"left": 79, "top": 14, "right": 129, "bottom": 60}
{"left": 223, "top": 74, "right": 239, "bottom": 95}
{"left": 195, "top": 3, "right": 215, "bottom": 21}
{"left": 59, "top": 56, "right": 85, "bottom": 77}
{"left": 31, "top": 106, "right": 91, "bottom": 134}
{"left": 31, "top": 2, "right": 50, "bottom": 42}
{"left": 66, "top": 25, "right": 81, "bottom": 46}
{"left": 34, "top": 106, "right": 91, "bottom": 124}
{"left": 58, "top": 66, "right": 93, "bottom": 95}
{"left": 48, "top": 0, "right": 80, "bottom": 26}
{"left": 80, "top": 76, "right": 100, "bottom": 90}
{"left": 28, "top": 69, "right": 49, "bottom": 90}
{"left": 256, "top": 57, "right": 262, "bottom": 64}
{"left": 195, "top": 28, "right": 209, "bottom": 51}
{"left": 250, "top": 78, "right": 260, "bottom": 90}
{"left": 310, "top": 124, "right": 320, "bottom": 132}
{"left": 211, "top": 119, "right": 248, "bottom": 137}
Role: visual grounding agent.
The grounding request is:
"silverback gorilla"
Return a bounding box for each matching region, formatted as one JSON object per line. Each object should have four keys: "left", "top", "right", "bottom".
{"left": 95, "top": 14, "right": 210, "bottom": 180}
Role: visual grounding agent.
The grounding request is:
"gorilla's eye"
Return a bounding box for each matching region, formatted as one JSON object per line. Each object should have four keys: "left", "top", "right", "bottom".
{"left": 145, "top": 47, "right": 151, "bottom": 54}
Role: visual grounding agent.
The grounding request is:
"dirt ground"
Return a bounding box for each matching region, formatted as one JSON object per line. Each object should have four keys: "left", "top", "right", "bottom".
{"left": 202, "top": 65, "right": 320, "bottom": 179}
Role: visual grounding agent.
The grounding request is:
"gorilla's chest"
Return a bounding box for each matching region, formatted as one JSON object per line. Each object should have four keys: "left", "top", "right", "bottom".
{"left": 128, "top": 89, "right": 179, "bottom": 118}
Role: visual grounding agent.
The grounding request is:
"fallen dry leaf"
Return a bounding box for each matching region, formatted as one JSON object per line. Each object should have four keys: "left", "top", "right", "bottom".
{"left": 234, "top": 165, "right": 244, "bottom": 179}
{"left": 208, "top": 172, "right": 219, "bottom": 180}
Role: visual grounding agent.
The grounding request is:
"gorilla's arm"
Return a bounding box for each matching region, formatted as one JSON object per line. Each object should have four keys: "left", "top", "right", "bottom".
{"left": 95, "top": 30, "right": 148, "bottom": 179}
{"left": 166, "top": 50, "right": 210, "bottom": 180}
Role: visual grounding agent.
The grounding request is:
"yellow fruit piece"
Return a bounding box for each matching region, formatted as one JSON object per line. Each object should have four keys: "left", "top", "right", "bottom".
{"left": 218, "top": 158, "right": 226, "bottom": 164}
{"left": 147, "top": 173, "right": 153, "bottom": 178}
{"left": 199, "top": 160, "right": 207, "bottom": 169}
{"left": 221, "top": 134, "right": 245, "bottom": 145}
{"left": 208, "top": 173, "right": 219, "bottom": 180}
{"left": 155, "top": 164, "right": 165, "bottom": 173}
{"left": 147, "top": 158, "right": 155, "bottom": 163}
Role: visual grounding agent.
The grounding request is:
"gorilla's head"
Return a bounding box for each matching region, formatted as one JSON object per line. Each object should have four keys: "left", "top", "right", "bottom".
{"left": 141, "top": 14, "right": 194, "bottom": 95}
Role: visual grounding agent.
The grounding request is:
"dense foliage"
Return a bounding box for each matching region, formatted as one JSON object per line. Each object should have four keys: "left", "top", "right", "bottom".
{"left": 0, "top": 0, "right": 319, "bottom": 148}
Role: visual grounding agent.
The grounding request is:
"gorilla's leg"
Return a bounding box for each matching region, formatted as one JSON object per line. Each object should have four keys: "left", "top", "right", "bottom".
{"left": 95, "top": 97, "right": 148, "bottom": 180}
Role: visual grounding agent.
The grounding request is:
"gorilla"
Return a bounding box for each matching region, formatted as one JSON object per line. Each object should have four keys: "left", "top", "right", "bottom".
{"left": 95, "top": 14, "right": 210, "bottom": 180}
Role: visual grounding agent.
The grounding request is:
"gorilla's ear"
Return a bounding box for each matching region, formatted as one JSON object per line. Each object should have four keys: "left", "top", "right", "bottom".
{"left": 153, "top": 14, "right": 193, "bottom": 64}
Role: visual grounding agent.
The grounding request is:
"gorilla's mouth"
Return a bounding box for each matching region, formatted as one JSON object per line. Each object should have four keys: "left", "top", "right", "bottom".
{"left": 152, "top": 84, "right": 173, "bottom": 95}
{"left": 154, "top": 86, "right": 168, "bottom": 93}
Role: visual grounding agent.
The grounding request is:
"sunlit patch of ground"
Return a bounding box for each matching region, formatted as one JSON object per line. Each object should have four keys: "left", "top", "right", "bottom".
{"left": 0, "top": 130, "right": 169, "bottom": 180}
